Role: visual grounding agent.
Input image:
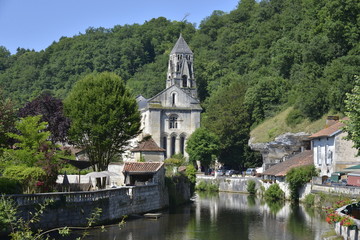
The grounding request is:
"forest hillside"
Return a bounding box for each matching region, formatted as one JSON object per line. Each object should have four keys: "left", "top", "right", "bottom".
{"left": 0, "top": 0, "right": 359, "bottom": 143}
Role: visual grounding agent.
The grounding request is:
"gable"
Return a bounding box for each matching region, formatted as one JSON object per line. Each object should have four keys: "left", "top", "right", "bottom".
{"left": 147, "top": 85, "right": 201, "bottom": 110}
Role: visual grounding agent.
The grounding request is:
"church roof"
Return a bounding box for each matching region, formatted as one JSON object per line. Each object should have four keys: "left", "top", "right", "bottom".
{"left": 131, "top": 136, "right": 166, "bottom": 152}
{"left": 170, "top": 34, "right": 193, "bottom": 54}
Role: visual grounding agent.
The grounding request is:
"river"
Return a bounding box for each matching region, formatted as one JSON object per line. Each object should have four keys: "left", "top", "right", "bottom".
{"left": 78, "top": 192, "right": 331, "bottom": 240}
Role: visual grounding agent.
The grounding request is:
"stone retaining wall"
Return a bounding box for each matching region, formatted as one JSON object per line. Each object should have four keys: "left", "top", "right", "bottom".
{"left": 311, "top": 184, "right": 360, "bottom": 197}
{"left": 10, "top": 184, "right": 168, "bottom": 229}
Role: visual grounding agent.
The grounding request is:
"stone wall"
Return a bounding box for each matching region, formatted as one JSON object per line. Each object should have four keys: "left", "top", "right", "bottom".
{"left": 10, "top": 184, "right": 168, "bottom": 230}
{"left": 311, "top": 184, "right": 360, "bottom": 197}
{"left": 196, "top": 176, "right": 311, "bottom": 200}
{"left": 196, "top": 176, "right": 262, "bottom": 193}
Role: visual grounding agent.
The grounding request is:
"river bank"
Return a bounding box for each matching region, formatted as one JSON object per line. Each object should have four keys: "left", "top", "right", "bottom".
{"left": 78, "top": 192, "right": 331, "bottom": 240}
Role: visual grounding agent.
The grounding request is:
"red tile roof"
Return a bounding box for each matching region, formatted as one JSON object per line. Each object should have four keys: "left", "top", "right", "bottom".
{"left": 123, "top": 162, "right": 164, "bottom": 173}
{"left": 262, "top": 150, "right": 313, "bottom": 177}
{"left": 131, "top": 137, "right": 165, "bottom": 152}
{"left": 309, "top": 121, "right": 344, "bottom": 138}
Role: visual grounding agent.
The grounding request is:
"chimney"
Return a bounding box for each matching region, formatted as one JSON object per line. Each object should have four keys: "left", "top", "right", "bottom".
{"left": 326, "top": 116, "right": 339, "bottom": 127}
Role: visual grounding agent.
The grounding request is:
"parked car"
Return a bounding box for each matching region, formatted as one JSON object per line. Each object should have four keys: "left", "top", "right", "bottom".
{"left": 225, "top": 170, "right": 236, "bottom": 176}
{"left": 216, "top": 169, "right": 226, "bottom": 176}
{"left": 245, "top": 168, "right": 256, "bottom": 176}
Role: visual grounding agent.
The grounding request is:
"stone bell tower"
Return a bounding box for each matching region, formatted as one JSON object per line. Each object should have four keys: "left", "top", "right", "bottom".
{"left": 166, "top": 34, "right": 197, "bottom": 99}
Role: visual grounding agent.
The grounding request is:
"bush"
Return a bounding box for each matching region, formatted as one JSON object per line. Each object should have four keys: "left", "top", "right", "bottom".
{"left": 0, "top": 178, "right": 22, "bottom": 194}
{"left": 247, "top": 180, "right": 257, "bottom": 195}
{"left": 286, "top": 165, "right": 318, "bottom": 201}
{"left": 60, "top": 164, "right": 92, "bottom": 175}
{"left": 285, "top": 108, "right": 304, "bottom": 126}
{"left": 195, "top": 180, "right": 218, "bottom": 192}
{"left": 3, "top": 165, "right": 46, "bottom": 193}
{"left": 303, "top": 194, "right": 315, "bottom": 207}
{"left": 185, "top": 164, "right": 197, "bottom": 184}
{"left": 264, "top": 183, "right": 285, "bottom": 202}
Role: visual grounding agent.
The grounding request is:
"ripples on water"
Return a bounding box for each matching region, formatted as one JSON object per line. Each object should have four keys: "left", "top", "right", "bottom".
{"left": 71, "top": 192, "right": 331, "bottom": 240}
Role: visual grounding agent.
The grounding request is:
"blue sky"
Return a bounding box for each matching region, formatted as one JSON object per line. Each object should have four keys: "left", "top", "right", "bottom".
{"left": 0, "top": 0, "right": 239, "bottom": 54}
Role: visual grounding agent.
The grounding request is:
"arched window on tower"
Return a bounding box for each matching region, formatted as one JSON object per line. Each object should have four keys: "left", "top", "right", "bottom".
{"left": 169, "top": 115, "right": 178, "bottom": 129}
{"left": 182, "top": 75, "right": 187, "bottom": 88}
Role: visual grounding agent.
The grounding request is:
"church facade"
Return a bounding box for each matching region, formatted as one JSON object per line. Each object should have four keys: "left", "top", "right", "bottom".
{"left": 136, "top": 35, "right": 202, "bottom": 159}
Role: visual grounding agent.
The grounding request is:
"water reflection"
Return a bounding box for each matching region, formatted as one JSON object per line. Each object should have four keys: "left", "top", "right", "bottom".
{"left": 79, "top": 192, "right": 331, "bottom": 240}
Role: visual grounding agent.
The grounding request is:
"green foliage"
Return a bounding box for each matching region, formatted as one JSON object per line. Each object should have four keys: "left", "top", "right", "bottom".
{"left": 344, "top": 76, "right": 360, "bottom": 155}
{"left": 59, "top": 164, "right": 92, "bottom": 175}
{"left": 203, "top": 80, "right": 261, "bottom": 168}
{"left": 285, "top": 108, "right": 304, "bottom": 127}
{"left": 264, "top": 183, "right": 285, "bottom": 202}
{"left": 185, "top": 164, "right": 197, "bottom": 185}
{"left": 195, "top": 180, "right": 219, "bottom": 192}
{"left": 3, "top": 165, "right": 45, "bottom": 193}
{"left": 0, "top": 178, "right": 22, "bottom": 195}
{"left": 0, "top": 0, "right": 359, "bottom": 153}
{"left": 0, "top": 90, "right": 16, "bottom": 148}
{"left": 246, "top": 180, "right": 257, "bottom": 195}
{"left": 64, "top": 72, "right": 141, "bottom": 171}
{"left": 303, "top": 194, "right": 315, "bottom": 207}
{"left": 0, "top": 195, "right": 105, "bottom": 240}
{"left": 286, "top": 165, "right": 318, "bottom": 201}
{"left": 5, "top": 115, "right": 50, "bottom": 167}
{"left": 185, "top": 164, "right": 197, "bottom": 196}
{"left": 164, "top": 158, "right": 184, "bottom": 167}
{"left": 186, "top": 127, "right": 219, "bottom": 168}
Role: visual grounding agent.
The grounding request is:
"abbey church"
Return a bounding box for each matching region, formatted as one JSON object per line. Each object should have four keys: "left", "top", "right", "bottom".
{"left": 134, "top": 35, "right": 202, "bottom": 160}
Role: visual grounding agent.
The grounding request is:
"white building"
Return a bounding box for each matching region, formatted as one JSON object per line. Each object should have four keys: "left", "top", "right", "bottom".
{"left": 135, "top": 35, "right": 202, "bottom": 160}
{"left": 309, "top": 118, "right": 360, "bottom": 177}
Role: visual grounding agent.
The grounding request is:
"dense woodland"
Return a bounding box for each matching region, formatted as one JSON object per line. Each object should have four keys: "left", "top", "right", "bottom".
{"left": 0, "top": 0, "right": 359, "bottom": 168}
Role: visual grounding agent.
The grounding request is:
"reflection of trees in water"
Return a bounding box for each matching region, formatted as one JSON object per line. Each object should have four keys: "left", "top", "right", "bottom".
{"left": 287, "top": 204, "right": 313, "bottom": 239}
{"left": 266, "top": 200, "right": 284, "bottom": 214}
{"left": 247, "top": 195, "right": 256, "bottom": 207}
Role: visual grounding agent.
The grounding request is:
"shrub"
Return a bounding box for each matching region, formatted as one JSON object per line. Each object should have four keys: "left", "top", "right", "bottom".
{"left": 195, "top": 180, "right": 218, "bottom": 192}
{"left": 286, "top": 165, "right": 318, "bottom": 201}
{"left": 0, "top": 178, "right": 22, "bottom": 194}
{"left": 285, "top": 108, "right": 304, "bottom": 126}
{"left": 247, "top": 180, "right": 256, "bottom": 195}
{"left": 3, "top": 165, "right": 46, "bottom": 193}
{"left": 264, "top": 183, "right": 285, "bottom": 202}
{"left": 185, "top": 164, "right": 197, "bottom": 196}
{"left": 303, "top": 194, "right": 315, "bottom": 207}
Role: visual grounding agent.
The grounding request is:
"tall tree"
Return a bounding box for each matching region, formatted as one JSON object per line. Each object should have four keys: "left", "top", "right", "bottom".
{"left": 344, "top": 76, "right": 360, "bottom": 155}
{"left": 0, "top": 90, "right": 16, "bottom": 148}
{"left": 64, "top": 72, "right": 141, "bottom": 171}
{"left": 18, "top": 92, "right": 70, "bottom": 143}
{"left": 203, "top": 80, "right": 260, "bottom": 168}
{"left": 186, "top": 127, "right": 220, "bottom": 171}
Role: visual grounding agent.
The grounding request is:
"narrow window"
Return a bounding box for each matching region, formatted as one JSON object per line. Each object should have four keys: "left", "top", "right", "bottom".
{"left": 171, "top": 136, "right": 176, "bottom": 156}
{"left": 163, "top": 137, "right": 167, "bottom": 158}
{"left": 182, "top": 75, "right": 187, "bottom": 87}
{"left": 180, "top": 136, "right": 185, "bottom": 155}
{"left": 172, "top": 93, "right": 176, "bottom": 105}
{"left": 317, "top": 146, "right": 321, "bottom": 165}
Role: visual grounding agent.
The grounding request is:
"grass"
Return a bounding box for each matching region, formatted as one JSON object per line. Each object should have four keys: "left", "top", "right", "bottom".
{"left": 250, "top": 107, "right": 344, "bottom": 143}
